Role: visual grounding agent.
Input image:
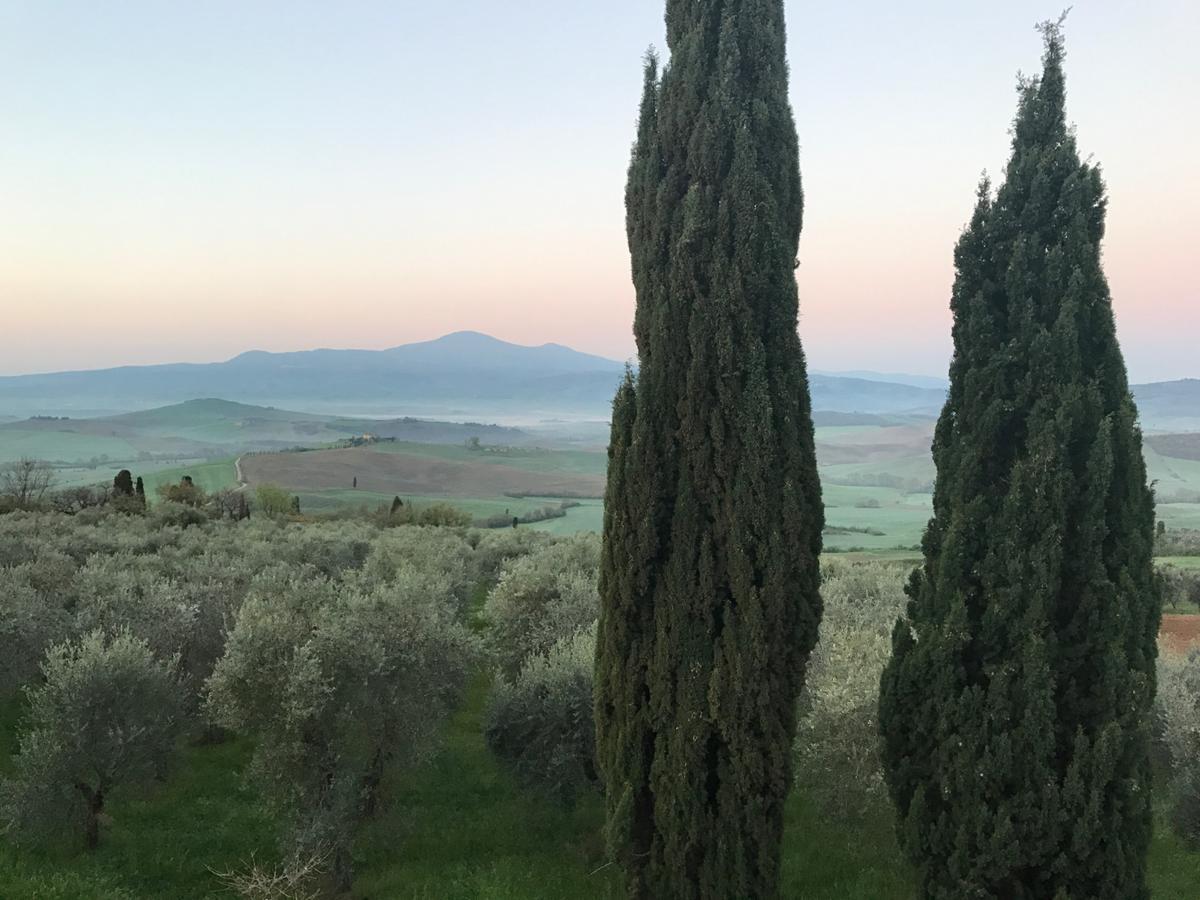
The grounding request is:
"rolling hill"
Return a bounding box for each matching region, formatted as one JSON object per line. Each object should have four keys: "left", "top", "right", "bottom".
{"left": 0, "top": 332, "right": 628, "bottom": 422}
{"left": 0, "top": 399, "right": 532, "bottom": 465}
{"left": 2, "top": 331, "right": 1199, "bottom": 429}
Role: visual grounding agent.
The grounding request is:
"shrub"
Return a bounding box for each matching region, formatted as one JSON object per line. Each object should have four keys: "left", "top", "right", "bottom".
{"left": 49, "top": 485, "right": 112, "bottom": 515}
{"left": 1159, "top": 647, "right": 1200, "bottom": 844}
{"left": 206, "top": 571, "right": 474, "bottom": 892}
{"left": 483, "top": 534, "right": 600, "bottom": 680}
{"left": 157, "top": 478, "right": 206, "bottom": 508}
{"left": 150, "top": 501, "right": 207, "bottom": 529}
{"left": 214, "top": 847, "right": 330, "bottom": 900}
{"left": 0, "top": 568, "right": 73, "bottom": 695}
{"left": 1, "top": 630, "right": 183, "bottom": 849}
{"left": 359, "top": 527, "right": 475, "bottom": 612}
{"left": 72, "top": 557, "right": 247, "bottom": 717}
{"left": 470, "top": 528, "right": 553, "bottom": 582}
{"left": 485, "top": 625, "right": 599, "bottom": 804}
{"left": 390, "top": 502, "right": 471, "bottom": 528}
{"left": 254, "top": 484, "right": 294, "bottom": 519}
{"left": 1161, "top": 566, "right": 1200, "bottom": 611}
{"left": 1157, "top": 528, "right": 1200, "bottom": 557}
{"left": 794, "top": 560, "right": 907, "bottom": 814}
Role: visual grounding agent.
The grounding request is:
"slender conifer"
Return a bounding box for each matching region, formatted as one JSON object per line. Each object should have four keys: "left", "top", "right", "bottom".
{"left": 595, "top": 3, "right": 823, "bottom": 897}
{"left": 879, "top": 21, "right": 1161, "bottom": 899}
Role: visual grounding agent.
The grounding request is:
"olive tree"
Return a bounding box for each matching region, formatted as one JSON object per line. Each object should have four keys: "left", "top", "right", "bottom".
{"left": 0, "top": 568, "right": 73, "bottom": 695}
{"left": 482, "top": 534, "right": 599, "bottom": 680}
{"left": 206, "top": 570, "right": 474, "bottom": 892}
{"left": 1, "top": 630, "right": 183, "bottom": 849}
{"left": 794, "top": 561, "right": 908, "bottom": 814}
{"left": 485, "top": 624, "right": 599, "bottom": 805}
{"left": 1159, "top": 648, "right": 1200, "bottom": 843}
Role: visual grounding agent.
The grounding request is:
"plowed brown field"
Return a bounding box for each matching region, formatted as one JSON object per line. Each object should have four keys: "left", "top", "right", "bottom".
{"left": 1162, "top": 615, "right": 1200, "bottom": 655}
{"left": 241, "top": 446, "right": 606, "bottom": 499}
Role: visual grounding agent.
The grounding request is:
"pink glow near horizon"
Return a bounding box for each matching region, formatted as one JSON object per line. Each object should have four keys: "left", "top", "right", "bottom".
{"left": 1, "top": 2, "right": 1196, "bottom": 381}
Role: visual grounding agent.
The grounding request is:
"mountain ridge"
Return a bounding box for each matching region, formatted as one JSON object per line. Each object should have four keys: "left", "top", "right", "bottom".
{"left": 0, "top": 332, "right": 1197, "bottom": 428}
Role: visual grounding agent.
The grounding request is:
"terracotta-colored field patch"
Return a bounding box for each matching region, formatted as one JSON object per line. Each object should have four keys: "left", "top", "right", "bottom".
{"left": 1161, "top": 615, "right": 1200, "bottom": 655}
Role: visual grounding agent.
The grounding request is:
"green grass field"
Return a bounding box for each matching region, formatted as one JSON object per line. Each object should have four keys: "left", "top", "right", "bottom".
{"left": 821, "top": 484, "right": 930, "bottom": 551}
{"left": 5, "top": 661, "right": 1200, "bottom": 898}
{"left": 12, "top": 414, "right": 1200, "bottom": 554}
{"left": 140, "top": 459, "right": 240, "bottom": 499}
{"left": 0, "top": 430, "right": 139, "bottom": 465}
{"left": 528, "top": 500, "right": 605, "bottom": 535}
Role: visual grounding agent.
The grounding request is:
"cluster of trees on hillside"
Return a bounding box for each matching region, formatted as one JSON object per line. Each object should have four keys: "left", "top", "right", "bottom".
{"left": 0, "top": 458, "right": 483, "bottom": 533}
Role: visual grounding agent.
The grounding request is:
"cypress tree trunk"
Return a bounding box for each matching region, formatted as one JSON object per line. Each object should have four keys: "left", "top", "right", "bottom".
{"left": 595, "top": 3, "right": 823, "bottom": 897}
{"left": 878, "top": 21, "right": 1161, "bottom": 899}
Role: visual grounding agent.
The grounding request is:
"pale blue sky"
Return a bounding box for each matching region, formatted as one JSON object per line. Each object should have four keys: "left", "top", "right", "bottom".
{"left": 1, "top": 1, "right": 1197, "bottom": 380}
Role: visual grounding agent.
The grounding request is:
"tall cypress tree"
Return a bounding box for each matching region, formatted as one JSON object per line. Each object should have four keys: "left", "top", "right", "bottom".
{"left": 113, "top": 469, "right": 134, "bottom": 497}
{"left": 878, "top": 21, "right": 1160, "bottom": 899}
{"left": 594, "top": 3, "right": 823, "bottom": 897}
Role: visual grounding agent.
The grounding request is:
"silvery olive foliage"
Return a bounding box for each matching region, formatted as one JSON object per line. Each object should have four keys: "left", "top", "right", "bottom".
{"left": 482, "top": 533, "right": 600, "bottom": 680}
{"left": 794, "top": 561, "right": 908, "bottom": 814}
{"left": 482, "top": 535, "right": 601, "bottom": 803}
{"left": 1, "top": 629, "right": 184, "bottom": 849}
{"left": 205, "top": 567, "right": 476, "bottom": 892}
{"left": 358, "top": 526, "right": 476, "bottom": 611}
{"left": 1158, "top": 648, "right": 1200, "bottom": 844}
{"left": 0, "top": 504, "right": 576, "bottom": 879}
{"left": 0, "top": 567, "right": 72, "bottom": 695}
{"left": 470, "top": 527, "right": 554, "bottom": 582}
{"left": 485, "top": 624, "right": 599, "bottom": 804}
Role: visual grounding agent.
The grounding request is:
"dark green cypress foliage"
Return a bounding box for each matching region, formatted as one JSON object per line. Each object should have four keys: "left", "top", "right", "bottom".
{"left": 594, "top": 3, "right": 823, "bottom": 896}
{"left": 134, "top": 476, "right": 145, "bottom": 505}
{"left": 113, "top": 469, "right": 134, "bottom": 497}
{"left": 878, "top": 22, "right": 1161, "bottom": 899}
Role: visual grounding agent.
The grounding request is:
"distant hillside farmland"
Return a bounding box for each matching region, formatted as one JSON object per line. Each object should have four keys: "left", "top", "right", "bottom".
{"left": 240, "top": 446, "right": 606, "bottom": 500}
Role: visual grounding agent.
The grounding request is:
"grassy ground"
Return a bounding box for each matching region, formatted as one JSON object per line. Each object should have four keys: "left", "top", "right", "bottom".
{"left": 0, "top": 698, "right": 276, "bottom": 900}
{"left": 0, "top": 430, "right": 139, "bottom": 465}
{"left": 4, "top": 611, "right": 1200, "bottom": 897}
{"left": 51, "top": 458, "right": 211, "bottom": 490}
{"left": 0, "top": 678, "right": 921, "bottom": 899}
{"left": 820, "top": 484, "right": 930, "bottom": 552}
{"left": 528, "top": 500, "right": 604, "bottom": 535}
{"left": 6, "top": 674, "right": 1199, "bottom": 898}
{"left": 292, "top": 491, "right": 603, "bottom": 534}
{"left": 140, "top": 458, "right": 240, "bottom": 499}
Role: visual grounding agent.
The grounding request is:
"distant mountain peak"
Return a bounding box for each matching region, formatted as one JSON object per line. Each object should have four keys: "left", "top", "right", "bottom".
{"left": 388, "top": 330, "right": 503, "bottom": 350}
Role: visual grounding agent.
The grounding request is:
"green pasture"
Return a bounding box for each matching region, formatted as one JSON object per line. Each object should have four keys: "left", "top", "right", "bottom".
{"left": 50, "top": 458, "right": 210, "bottom": 490}
{"left": 821, "top": 484, "right": 930, "bottom": 551}
{"left": 0, "top": 430, "right": 139, "bottom": 465}
{"left": 294, "top": 491, "right": 600, "bottom": 534}
{"left": 528, "top": 500, "right": 605, "bottom": 535}
{"left": 140, "top": 459, "right": 240, "bottom": 499}
{"left": 1158, "top": 556, "right": 1200, "bottom": 570}
{"left": 1156, "top": 502, "right": 1200, "bottom": 532}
